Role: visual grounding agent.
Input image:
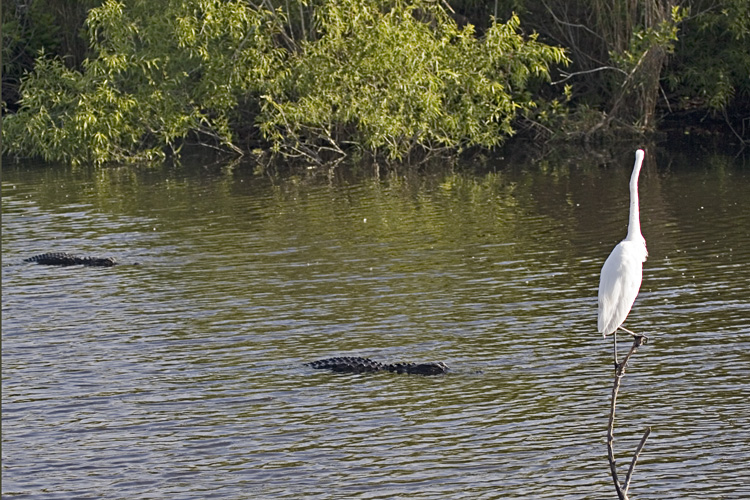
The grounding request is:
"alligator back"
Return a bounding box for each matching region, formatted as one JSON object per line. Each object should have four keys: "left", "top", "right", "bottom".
{"left": 25, "top": 252, "right": 118, "bottom": 267}
{"left": 306, "top": 357, "right": 386, "bottom": 374}
{"left": 306, "top": 356, "right": 448, "bottom": 376}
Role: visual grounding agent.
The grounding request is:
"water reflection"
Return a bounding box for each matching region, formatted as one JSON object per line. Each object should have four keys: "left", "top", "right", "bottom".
{"left": 3, "top": 147, "right": 749, "bottom": 499}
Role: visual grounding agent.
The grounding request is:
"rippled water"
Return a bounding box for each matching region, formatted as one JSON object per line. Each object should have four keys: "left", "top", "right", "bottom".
{"left": 3, "top": 146, "right": 749, "bottom": 499}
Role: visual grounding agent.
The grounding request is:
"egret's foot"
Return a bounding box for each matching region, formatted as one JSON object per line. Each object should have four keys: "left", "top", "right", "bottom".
{"left": 618, "top": 326, "right": 649, "bottom": 342}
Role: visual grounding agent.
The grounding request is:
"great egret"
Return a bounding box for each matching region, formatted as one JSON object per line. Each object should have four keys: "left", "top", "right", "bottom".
{"left": 598, "top": 149, "right": 648, "bottom": 365}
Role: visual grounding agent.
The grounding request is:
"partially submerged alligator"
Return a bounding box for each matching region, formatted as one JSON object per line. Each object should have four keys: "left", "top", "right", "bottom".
{"left": 25, "top": 252, "right": 119, "bottom": 267}
{"left": 306, "top": 356, "right": 448, "bottom": 376}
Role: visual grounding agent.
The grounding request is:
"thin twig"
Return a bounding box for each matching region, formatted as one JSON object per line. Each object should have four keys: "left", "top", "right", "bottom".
{"left": 551, "top": 66, "right": 628, "bottom": 85}
{"left": 541, "top": 0, "right": 607, "bottom": 42}
{"left": 440, "top": 0, "right": 455, "bottom": 14}
{"left": 254, "top": 0, "right": 299, "bottom": 52}
{"left": 624, "top": 426, "right": 652, "bottom": 494}
{"left": 587, "top": 47, "right": 652, "bottom": 138}
{"left": 723, "top": 108, "right": 750, "bottom": 145}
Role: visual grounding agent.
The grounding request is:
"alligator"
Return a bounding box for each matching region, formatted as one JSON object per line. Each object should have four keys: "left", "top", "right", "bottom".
{"left": 24, "top": 252, "right": 119, "bottom": 267}
{"left": 305, "top": 356, "right": 448, "bottom": 376}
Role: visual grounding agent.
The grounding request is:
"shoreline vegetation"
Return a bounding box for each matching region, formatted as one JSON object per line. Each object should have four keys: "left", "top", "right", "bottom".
{"left": 2, "top": 0, "right": 748, "bottom": 167}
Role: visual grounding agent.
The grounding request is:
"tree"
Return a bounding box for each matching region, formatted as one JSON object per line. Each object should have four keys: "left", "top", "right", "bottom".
{"left": 2, "top": 0, "right": 283, "bottom": 164}
{"left": 450, "top": 0, "right": 748, "bottom": 138}
{"left": 2, "top": 0, "right": 567, "bottom": 165}
{"left": 663, "top": 0, "right": 750, "bottom": 140}
{"left": 258, "top": 0, "right": 569, "bottom": 162}
{"left": 2, "top": 0, "right": 101, "bottom": 110}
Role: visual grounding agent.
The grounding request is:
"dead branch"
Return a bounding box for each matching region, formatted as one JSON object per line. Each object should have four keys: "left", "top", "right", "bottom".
{"left": 607, "top": 334, "right": 650, "bottom": 500}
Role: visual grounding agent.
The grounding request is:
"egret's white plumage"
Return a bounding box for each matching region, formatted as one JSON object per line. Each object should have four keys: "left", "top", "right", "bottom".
{"left": 598, "top": 149, "right": 647, "bottom": 338}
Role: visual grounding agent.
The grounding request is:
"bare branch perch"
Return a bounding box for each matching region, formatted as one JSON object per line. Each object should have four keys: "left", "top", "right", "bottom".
{"left": 607, "top": 334, "right": 650, "bottom": 500}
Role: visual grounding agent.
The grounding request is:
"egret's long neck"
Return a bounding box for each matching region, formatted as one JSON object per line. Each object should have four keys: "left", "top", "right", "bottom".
{"left": 626, "top": 149, "right": 645, "bottom": 241}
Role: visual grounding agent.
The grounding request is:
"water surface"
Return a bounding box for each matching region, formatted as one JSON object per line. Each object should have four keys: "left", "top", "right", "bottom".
{"left": 3, "top": 146, "right": 749, "bottom": 499}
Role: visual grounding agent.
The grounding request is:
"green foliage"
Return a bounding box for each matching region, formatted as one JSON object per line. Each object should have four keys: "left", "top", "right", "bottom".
{"left": 3, "top": 0, "right": 748, "bottom": 166}
{"left": 664, "top": 0, "right": 750, "bottom": 112}
{"left": 2, "top": 0, "right": 104, "bottom": 109}
{"left": 259, "top": 0, "right": 568, "bottom": 161}
{"left": 3, "top": 0, "right": 283, "bottom": 165}
{"left": 2, "top": 0, "right": 567, "bottom": 165}
{"left": 462, "top": 0, "right": 749, "bottom": 123}
{"left": 2, "top": 0, "right": 62, "bottom": 107}
{"left": 1, "top": 2, "right": 62, "bottom": 61}
{"left": 609, "top": 6, "right": 686, "bottom": 72}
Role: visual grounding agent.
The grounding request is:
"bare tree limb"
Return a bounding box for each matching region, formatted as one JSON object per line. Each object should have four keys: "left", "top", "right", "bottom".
{"left": 607, "top": 334, "right": 649, "bottom": 500}
{"left": 586, "top": 47, "right": 652, "bottom": 139}
{"left": 624, "top": 426, "right": 652, "bottom": 495}
{"left": 551, "top": 66, "right": 628, "bottom": 85}
{"left": 723, "top": 108, "right": 750, "bottom": 145}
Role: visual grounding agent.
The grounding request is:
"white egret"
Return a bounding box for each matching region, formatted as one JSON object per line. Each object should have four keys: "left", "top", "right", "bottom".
{"left": 598, "top": 149, "right": 648, "bottom": 365}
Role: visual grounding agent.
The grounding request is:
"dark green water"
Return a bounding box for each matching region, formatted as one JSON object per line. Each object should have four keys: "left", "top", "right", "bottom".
{"left": 3, "top": 146, "right": 749, "bottom": 499}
